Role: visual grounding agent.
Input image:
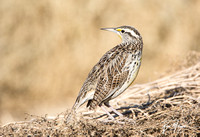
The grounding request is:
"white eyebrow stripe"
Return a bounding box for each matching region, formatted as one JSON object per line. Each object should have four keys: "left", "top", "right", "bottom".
{"left": 124, "top": 29, "right": 139, "bottom": 38}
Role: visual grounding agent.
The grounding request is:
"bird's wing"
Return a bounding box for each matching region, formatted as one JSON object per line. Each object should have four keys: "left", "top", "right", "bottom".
{"left": 88, "top": 49, "right": 133, "bottom": 109}
{"left": 72, "top": 45, "right": 121, "bottom": 110}
{"left": 71, "top": 51, "right": 108, "bottom": 110}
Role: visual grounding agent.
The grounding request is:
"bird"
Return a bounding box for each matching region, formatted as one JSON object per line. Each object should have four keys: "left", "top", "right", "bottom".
{"left": 67, "top": 25, "right": 143, "bottom": 121}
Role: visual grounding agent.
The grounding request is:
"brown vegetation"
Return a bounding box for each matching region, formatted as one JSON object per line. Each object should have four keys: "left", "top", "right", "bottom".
{"left": 0, "top": 0, "right": 200, "bottom": 134}
{"left": 1, "top": 61, "right": 199, "bottom": 136}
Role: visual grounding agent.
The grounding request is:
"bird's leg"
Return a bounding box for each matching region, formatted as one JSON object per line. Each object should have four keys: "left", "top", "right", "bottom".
{"left": 104, "top": 102, "right": 123, "bottom": 117}
{"left": 100, "top": 105, "right": 114, "bottom": 120}
{"left": 104, "top": 102, "right": 134, "bottom": 123}
{"left": 109, "top": 106, "right": 123, "bottom": 117}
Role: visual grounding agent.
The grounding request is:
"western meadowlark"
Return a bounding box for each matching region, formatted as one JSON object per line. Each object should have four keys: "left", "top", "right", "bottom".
{"left": 68, "top": 26, "right": 143, "bottom": 120}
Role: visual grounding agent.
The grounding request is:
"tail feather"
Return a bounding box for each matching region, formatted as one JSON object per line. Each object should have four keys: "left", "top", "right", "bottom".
{"left": 65, "top": 101, "right": 80, "bottom": 123}
{"left": 66, "top": 90, "right": 95, "bottom": 123}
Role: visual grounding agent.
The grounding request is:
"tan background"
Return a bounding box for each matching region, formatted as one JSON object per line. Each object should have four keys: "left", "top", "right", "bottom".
{"left": 0, "top": 0, "right": 200, "bottom": 124}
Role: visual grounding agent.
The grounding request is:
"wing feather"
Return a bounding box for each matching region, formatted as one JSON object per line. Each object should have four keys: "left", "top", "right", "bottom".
{"left": 89, "top": 50, "right": 132, "bottom": 109}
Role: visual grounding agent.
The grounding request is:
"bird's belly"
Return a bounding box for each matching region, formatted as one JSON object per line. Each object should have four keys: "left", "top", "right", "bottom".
{"left": 111, "top": 60, "right": 141, "bottom": 99}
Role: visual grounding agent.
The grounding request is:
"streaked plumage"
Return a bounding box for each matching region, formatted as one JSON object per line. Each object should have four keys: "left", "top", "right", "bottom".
{"left": 69, "top": 26, "right": 143, "bottom": 120}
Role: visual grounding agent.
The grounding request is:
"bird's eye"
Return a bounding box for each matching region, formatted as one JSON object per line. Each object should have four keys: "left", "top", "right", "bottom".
{"left": 121, "top": 30, "right": 125, "bottom": 33}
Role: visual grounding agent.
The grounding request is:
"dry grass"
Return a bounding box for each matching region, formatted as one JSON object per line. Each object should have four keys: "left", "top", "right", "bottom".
{"left": 0, "top": 0, "right": 200, "bottom": 126}
{"left": 1, "top": 62, "right": 199, "bottom": 136}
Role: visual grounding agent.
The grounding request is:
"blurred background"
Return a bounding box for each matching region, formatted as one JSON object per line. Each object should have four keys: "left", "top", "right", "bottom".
{"left": 0, "top": 0, "right": 200, "bottom": 124}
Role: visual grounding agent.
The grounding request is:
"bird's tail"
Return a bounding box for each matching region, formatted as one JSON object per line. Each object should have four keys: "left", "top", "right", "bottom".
{"left": 66, "top": 92, "right": 91, "bottom": 123}
{"left": 65, "top": 101, "right": 80, "bottom": 124}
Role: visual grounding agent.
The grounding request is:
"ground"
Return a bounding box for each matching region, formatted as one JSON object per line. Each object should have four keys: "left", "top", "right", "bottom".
{"left": 0, "top": 57, "right": 200, "bottom": 136}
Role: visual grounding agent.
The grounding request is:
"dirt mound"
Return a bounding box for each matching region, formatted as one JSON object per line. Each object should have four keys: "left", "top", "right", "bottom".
{"left": 1, "top": 62, "right": 200, "bottom": 136}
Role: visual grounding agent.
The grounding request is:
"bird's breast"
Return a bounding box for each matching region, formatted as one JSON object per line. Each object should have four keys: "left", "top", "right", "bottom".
{"left": 111, "top": 50, "right": 142, "bottom": 99}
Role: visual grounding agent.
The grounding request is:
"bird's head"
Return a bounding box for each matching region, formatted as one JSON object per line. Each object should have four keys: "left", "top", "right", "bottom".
{"left": 101, "top": 26, "right": 142, "bottom": 43}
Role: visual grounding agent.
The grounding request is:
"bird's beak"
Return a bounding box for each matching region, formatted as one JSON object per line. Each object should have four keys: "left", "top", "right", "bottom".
{"left": 101, "top": 27, "right": 122, "bottom": 39}
{"left": 100, "top": 27, "right": 118, "bottom": 33}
